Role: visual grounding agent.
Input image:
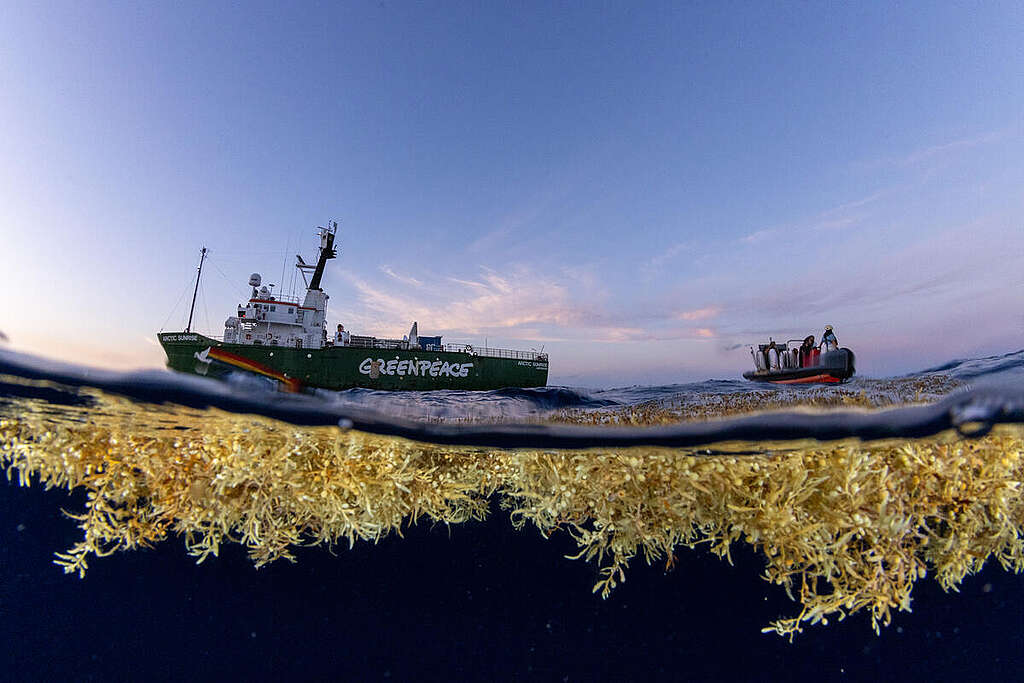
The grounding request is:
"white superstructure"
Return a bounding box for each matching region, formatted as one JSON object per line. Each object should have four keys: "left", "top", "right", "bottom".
{"left": 222, "top": 224, "right": 337, "bottom": 349}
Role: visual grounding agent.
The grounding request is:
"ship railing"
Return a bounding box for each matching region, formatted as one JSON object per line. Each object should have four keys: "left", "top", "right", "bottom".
{"left": 443, "top": 344, "right": 547, "bottom": 361}
{"left": 251, "top": 293, "right": 302, "bottom": 305}
{"left": 338, "top": 337, "right": 546, "bottom": 360}
{"left": 345, "top": 336, "right": 405, "bottom": 350}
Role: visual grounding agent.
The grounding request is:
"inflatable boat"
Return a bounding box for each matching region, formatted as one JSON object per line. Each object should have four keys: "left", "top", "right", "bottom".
{"left": 743, "top": 339, "right": 855, "bottom": 384}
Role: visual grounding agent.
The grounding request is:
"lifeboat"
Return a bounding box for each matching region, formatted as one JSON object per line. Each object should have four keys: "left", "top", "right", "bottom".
{"left": 743, "top": 339, "right": 855, "bottom": 384}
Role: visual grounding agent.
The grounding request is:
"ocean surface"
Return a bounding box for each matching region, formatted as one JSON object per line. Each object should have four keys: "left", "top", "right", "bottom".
{"left": 2, "top": 346, "right": 1024, "bottom": 680}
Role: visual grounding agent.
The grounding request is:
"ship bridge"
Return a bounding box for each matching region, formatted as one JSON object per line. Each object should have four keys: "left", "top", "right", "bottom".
{"left": 222, "top": 224, "right": 336, "bottom": 349}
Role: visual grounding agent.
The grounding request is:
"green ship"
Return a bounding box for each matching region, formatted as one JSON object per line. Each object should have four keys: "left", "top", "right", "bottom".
{"left": 158, "top": 224, "right": 549, "bottom": 392}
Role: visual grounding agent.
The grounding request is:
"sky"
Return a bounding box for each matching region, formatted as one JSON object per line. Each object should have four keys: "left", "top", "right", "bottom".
{"left": 1, "top": 2, "right": 1022, "bottom": 387}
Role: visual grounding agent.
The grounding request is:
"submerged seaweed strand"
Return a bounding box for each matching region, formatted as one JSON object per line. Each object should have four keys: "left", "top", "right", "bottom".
{"left": 2, "top": 388, "right": 1024, "bottom": 637}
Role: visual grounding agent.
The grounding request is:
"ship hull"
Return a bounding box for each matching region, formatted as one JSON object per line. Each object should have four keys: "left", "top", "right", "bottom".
{"left": 158, "top": 333, "right": 548, "bottom": 391}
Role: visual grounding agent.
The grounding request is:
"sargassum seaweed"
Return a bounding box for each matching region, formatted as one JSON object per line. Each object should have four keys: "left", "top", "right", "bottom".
{"left": 2, "top": 384, "right": 1023, "bottom": 638}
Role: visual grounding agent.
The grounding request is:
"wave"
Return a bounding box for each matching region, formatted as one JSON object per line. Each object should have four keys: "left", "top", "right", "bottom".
{"left": 5, "top": 344, "right": 1021, "bottom": 425}
{"left": 917, "top": 348, "right": 1024, "bottom": 380}
{"left": 3, "top": 347, "right": 1024, "bottom": 449}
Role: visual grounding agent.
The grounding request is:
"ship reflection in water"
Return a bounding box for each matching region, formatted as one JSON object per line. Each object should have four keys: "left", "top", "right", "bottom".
{"left": 2, "top": 348, "right": 1024, "bottom": 638}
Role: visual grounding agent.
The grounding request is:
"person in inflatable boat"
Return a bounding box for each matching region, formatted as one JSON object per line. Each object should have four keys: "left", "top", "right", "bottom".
{"left": 819, "top": 325, "right": 839, "bottom": 352}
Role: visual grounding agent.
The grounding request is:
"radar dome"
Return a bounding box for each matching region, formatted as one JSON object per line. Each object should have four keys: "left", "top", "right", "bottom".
{"left": 249, "top": 273, "right": 262, "bottom": 287}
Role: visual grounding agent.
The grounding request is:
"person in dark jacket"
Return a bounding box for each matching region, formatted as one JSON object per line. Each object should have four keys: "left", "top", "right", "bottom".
{"left": 799, "top": 335, "right": 816, "bottom": 366}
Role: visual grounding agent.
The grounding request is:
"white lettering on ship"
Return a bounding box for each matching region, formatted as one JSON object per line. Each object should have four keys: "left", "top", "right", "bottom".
{"left": 359, "top": 357, "right": 473, "bottom": 378}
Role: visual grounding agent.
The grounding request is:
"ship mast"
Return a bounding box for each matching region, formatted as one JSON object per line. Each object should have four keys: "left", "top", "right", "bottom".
{"left": 185, "top": 247, "right": 208, "bottom": 333}
{"left": 307, "top": 222, "right": 338, "bottom": 291}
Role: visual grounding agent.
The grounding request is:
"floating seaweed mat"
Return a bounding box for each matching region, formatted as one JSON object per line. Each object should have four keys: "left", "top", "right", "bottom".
{"left": 2, "top": 381, "right": 1024, "bottom": 638}
{"left": 552, "top": 375, "right": 967, "bottom": 426}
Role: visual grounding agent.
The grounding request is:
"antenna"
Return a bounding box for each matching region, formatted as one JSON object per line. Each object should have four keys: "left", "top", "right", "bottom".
{"left": 279, "top": 230, "right": 290, "bottom": 300}
{"left": 185, "top": 247, "right": 207, "bottom": 333}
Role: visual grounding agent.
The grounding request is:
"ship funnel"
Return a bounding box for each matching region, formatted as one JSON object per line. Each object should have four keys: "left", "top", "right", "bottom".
{"left": 249, "top": 273, "right": 262, "bottom": 287}
{"left": 408, "top": 322, "right": 418, "bottom": 346}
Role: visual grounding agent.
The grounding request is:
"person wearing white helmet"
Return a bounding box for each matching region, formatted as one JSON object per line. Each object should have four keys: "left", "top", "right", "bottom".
{"left": 819, "top": 325, "right": 839, "bottom": 352}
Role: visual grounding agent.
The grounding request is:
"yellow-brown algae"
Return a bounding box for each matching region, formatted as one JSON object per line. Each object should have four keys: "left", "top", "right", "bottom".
{"left": 2, "top": 378, "right": 1023, "bottom": 638}
{"left": 550, "top": 375, "right": 965, "bottom": 426}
